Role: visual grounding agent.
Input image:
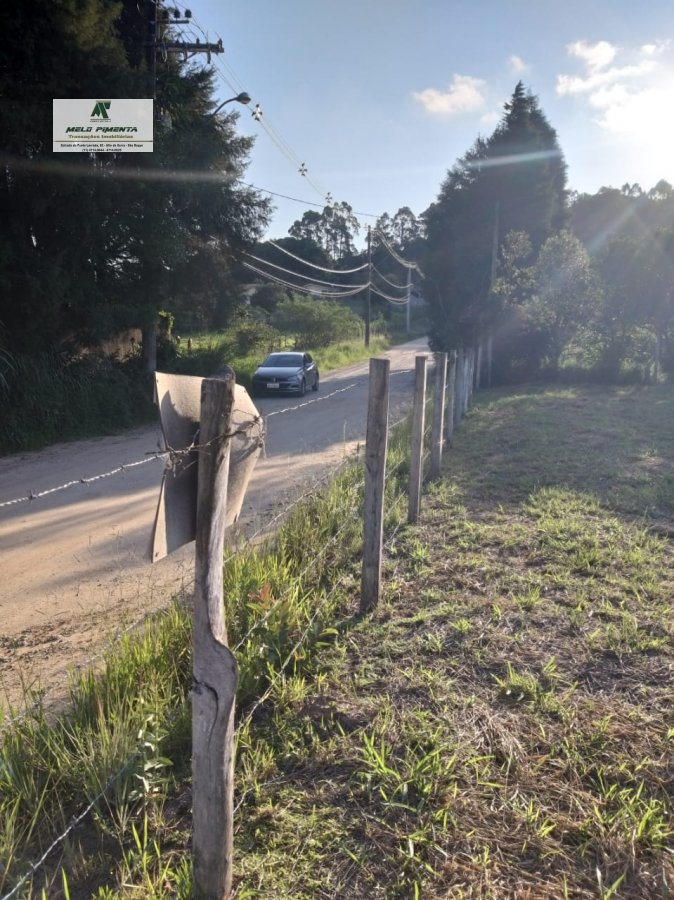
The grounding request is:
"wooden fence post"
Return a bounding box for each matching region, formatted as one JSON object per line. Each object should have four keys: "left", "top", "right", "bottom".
{"left": 445, "top": 351, "right": 457, "bottom": 445}
{"left": 464, "top": 350, "right": 472, "bottom": 413}
{"left": 475, "top": 341, "right": 483, "bottom": 390}
{"left": 408, "top": 355, "right": 427, "bottom": 524}
{"left": 193, "top": 374, "right": 238, "bottom": 900}
{"left": 430, "top": 352, "right": 447, "bottom": 480}
{"left": 361, "top": 358, "right": 390, "bottom": 613}
{"left": 454, "top": 347, "right": 464, "bottom": 429}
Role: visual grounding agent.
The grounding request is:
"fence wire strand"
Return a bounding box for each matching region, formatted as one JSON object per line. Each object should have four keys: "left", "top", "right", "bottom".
{"left": 0, "top": 454, "right": 166, "bottom": 510}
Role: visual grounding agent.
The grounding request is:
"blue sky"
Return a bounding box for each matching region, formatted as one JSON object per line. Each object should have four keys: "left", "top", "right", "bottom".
{"left": 186, "top": 0, "right": 674, "bottom": 243}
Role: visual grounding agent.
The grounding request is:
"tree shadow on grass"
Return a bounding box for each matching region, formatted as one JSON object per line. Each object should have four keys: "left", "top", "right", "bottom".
{"left": 448, "top": 383, "right": 674, "bottom": 524}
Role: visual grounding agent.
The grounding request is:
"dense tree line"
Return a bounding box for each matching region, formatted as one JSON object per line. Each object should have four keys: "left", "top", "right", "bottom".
{"left": 421, "top": 82, "right": 674, "bottom": 383}
{"left": 0, "top": 0, "right": 269, "bottom": 368}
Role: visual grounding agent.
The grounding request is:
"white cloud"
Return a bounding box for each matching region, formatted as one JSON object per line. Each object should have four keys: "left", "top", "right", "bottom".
{"left": 557, "top": 59, "right": 656, "bottom": 96}
{"left": 567, "top": 40, "right": 617, "bottom": 72}
{"left": 508, "top": 55, "right": 529, "bottom": 74}
{"left": 480, "top": 110, "right": 501, "bottom": 127}
{"left": 412, "top": 74, "right": 487, "bottom": 116}
{"left": 642, "top": 39, "right": 671, "bottom": 57}
{"left": 556, "top": 38, "right": 674, "bottom": 134}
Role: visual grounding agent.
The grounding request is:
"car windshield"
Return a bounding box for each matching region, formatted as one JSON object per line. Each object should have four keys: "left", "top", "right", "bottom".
{"left": 261, "top": 353, "right": 303, "bottom": 368}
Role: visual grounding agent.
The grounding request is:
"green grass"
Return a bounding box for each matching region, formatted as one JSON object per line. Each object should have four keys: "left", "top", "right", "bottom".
{"left": 2, "top": 383, "right": 673, "bottom": 897}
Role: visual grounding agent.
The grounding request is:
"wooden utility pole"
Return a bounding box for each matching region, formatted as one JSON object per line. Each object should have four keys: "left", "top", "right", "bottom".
{"left": 361, "top": 358, "right": 390, "bottom": 611}
{"left": 142, "top": 1, "right": 224, "bottom": 374}
{"left": 405, "top": 265, "right": 412, "bottom": 334}
{"left": 408, "top": 355, "right": 427, "bottom": 523}
{"left": 192, "top": 375, "right": 238, "bottom": 900}
{"left": 365, "top": 226, "right": 372, "bottom": 347}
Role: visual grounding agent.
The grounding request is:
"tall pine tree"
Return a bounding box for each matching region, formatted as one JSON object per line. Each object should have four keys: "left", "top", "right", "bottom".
{"left": 423, "top": 82, "right": 567, "bottom": 349}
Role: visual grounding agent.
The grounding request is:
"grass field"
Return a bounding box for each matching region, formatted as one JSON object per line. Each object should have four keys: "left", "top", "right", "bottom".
{"left": 1, "top": 382, "right": 673, "bottom": 898}
{"left": 232, "top": 383, "right": 674, "bottom": 898}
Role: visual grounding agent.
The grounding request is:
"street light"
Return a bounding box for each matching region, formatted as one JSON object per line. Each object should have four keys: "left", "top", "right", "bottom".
{"left": 210, "top": 92, "right": 252, "bottom": 117}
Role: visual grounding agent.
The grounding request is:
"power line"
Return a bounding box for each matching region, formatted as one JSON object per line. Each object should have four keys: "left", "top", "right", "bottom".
{"left": 162, "top": 3, "right": 420, "bottom": 267}
{"left": 245, "top": 183, "right": 378, "bottom": 220}
{"left": 266, "top": 239, "right": 369, "bottom": 274}
{"left": 373, "top": 230, "right": 423, "bottom": 272}
{"left": 242, "top": 261, "right": 366, "bottom": 298}
{"left": 245, "top": 253, "right": 367, "bottom": 289}
{"left": 371, "top": 263, "right": 408, "bottom": 291}
{"left": 370, "top": 285, "right": 410, "bottom": 305}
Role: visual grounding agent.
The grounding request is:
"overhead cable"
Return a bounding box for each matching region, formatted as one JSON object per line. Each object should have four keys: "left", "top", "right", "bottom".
{"left": 242, "top": 262, "right": 366, "bottom": 298}
{"left": 373, "top": 230, "right": 422, "bottom": 272}
{"left": 266, "top": 239, "right": 369, "bottom": 274}
{"left": 180, "top": 6, "right": 383, "bottom": 217}
{"left": 200, "top": 33, "right": 328, "bottom": 198}
{"left": 370, "top": 285, "right": 410, "bottom": 305}
{"left": 245, "top": 253, "right": 367, "bottom": 289}
{"left": 371, "top": 263, "right": 408, "bottom": 291}
{"left": 169, "top": 7, "right": 391, "bottom": 232}
{"left": 240, "top": 183, "right": 379, "bottom": 219}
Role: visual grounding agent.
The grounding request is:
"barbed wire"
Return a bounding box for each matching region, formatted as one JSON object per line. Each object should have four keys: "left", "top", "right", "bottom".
{"left": 0, "top": 412, "right": 261, "bottom": 515}
{"left": 0, "top": 365, "right": 417, "bottom": 514}
{"left": 0, "top": 454, "right": 166, "bottom": 510}
{"left": 0, "top": 443, "right": 364, "bottom": 734}
{"left": 225, "top": 448, "right": 361, "bottom": 553}
{"left": 234, "top": 571, "right": 349, "bottom": 739}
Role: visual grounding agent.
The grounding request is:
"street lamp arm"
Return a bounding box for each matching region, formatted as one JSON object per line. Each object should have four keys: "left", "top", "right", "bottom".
{"left": 210, "top": 92, "right": 252, "bottom": 117}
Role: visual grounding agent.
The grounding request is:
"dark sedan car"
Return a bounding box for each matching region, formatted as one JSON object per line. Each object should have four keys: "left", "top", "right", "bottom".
{"left": 251, "top": 351, "right": 319, "bottom": 397}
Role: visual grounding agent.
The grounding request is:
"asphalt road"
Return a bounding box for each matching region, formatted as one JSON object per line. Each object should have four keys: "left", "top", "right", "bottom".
{"left": 0, "top": 338, "right": 429, "bottom": 710}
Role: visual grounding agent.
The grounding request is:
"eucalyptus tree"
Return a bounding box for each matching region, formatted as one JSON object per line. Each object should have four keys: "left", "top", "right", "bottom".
{"left": 288, "top": 201, "right": 360, "bottom": 260}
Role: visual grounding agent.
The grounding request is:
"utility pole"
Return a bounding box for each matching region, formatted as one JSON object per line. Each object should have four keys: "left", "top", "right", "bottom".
{"left": 365, "top": 226, "right": 372, "bottom": 347}
{"left": 148, "top": 3, "right": 225, "bottom": 76}
{"left": 405, "top": 265, "right": 412, "bottom": 334}
{"left": 141, "top": 1, "right": 225, "bottom": 374}
{"left": 486, "top": 201, "right": 499, "bottom": 388}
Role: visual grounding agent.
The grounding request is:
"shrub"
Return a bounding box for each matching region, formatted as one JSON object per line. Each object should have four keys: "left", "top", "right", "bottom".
{"left": 272, "top": 295, "right": 363, "bottom": 348}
